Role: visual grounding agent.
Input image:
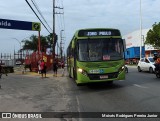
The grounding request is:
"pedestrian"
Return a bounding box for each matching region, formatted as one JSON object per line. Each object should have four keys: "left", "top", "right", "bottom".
{"left": 40, "top": 60, "right": 46, "bottom": 78}
{"left": 153, "top": 53, "right": 160, "bottom": 72}
{"left": 0, "top": 64, "right": 2, "bottom": 79}
{"left": 37, "top": 60, "right": 41, "bottom": 74}
{"left": 61, "top": 61, "right": 64, "bottom": 69}
{"left": 43, "top": 62, "right": 47, "bottom": 78}
{"left": 0, "top": 64, "right": 7, "bottom": 79}
{"left": 53, "top": 59, "right": 58, "bottom": 77}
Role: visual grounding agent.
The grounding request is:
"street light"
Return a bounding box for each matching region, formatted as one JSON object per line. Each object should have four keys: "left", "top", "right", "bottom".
{"left": 12, "top": 38, "right": 22, "bottom": 61}
{"left": 139, "top": 0, "right": 142, "bottom": 59}
{"left": 12, "top": 38, "right": 21, "bottom": 51}
{"left": 60, "top": 30, "right": 64, "bottom": 60}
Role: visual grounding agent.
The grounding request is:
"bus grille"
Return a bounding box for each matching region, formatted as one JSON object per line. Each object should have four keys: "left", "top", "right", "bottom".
{"left": 88, "top": 72, "right": 119, "bottom": 80}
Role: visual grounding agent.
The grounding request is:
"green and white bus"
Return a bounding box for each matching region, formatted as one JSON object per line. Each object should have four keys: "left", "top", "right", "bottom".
{"left": 67, "top": 28, "right": 126, "bottom": 85}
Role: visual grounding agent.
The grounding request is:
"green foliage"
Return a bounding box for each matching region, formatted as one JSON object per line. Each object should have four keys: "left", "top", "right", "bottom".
{"left": 145, "top": 22, "right": 160, "bottom": 49}
{"left": 22, "top": 34, "right": 53, "bottom": 52}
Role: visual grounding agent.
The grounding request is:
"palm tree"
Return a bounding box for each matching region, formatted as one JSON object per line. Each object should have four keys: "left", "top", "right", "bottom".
{"left": 22, "top": 34, "right": 50, "bottom": 52}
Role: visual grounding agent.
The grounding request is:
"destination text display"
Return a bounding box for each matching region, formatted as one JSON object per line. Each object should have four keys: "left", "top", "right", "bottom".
{"left": 78, "top": 29, "right": 121, "bottom": 37}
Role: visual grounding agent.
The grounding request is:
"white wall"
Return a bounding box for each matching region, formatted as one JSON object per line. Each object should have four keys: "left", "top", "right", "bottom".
{"left": 123, "top": 28, "right": 155, "bottom": 50}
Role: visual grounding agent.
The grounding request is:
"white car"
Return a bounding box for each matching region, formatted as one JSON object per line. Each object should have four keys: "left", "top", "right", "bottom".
{"left": 137, "top": 57, "right": 155, "bottom": 73}
{"left": 15, "top": 61, "right": 22, "bottom": 65}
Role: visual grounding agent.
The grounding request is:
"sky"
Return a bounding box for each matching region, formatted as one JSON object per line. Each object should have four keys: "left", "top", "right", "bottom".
{"left": 0, "top": 0, "right": 160, "bottom": 55}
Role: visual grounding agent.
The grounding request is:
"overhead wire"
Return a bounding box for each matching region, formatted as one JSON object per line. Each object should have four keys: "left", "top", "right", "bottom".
{"left": 31, "top": 0, "right": 53, "bottom": 31}
{"left": 25, "top": 0, "right": 51, "bottom": 34}
{"left": 55, "top": 0, "right": 65, "bottom": 53}
{"left": 25, "top": 0, "right": 65, "bottom": 56}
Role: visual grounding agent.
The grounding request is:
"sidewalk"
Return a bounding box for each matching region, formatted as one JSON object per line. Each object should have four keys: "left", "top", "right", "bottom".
{"left": 14, "top": 67, "right": 67, "bottom": 78}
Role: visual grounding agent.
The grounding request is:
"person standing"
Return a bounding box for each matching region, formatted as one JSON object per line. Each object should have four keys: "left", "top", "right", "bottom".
{"left": 37, "top": 60, "right": 41, "bottom": 74}
{"left": 0, "top": 64, "right": 2, "bottom": 79}
{"left": 43, "top": 62, "right": 47, "bottom": 78}
{"left": 153, "top": 53, "right": 160, "bottom": 72}
{"left": 40, "top": 60, "right": 46, "bottom": 78}
{"left": 53, "top": 59, "right": 58, "bottom": 77}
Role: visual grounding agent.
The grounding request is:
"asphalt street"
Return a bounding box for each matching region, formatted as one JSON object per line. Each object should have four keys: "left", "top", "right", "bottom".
{"left": 0, "top": 66, "right": 160, "bottom": 121}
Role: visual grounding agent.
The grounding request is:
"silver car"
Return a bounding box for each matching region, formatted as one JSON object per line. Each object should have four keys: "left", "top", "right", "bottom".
{"left": 137, "top": 57, "right": 155, "bottom": 73}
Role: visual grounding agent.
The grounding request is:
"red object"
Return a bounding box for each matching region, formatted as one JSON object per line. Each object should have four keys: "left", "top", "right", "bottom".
{"left": 25, "top": 52, "right": 53, "bottom": 72}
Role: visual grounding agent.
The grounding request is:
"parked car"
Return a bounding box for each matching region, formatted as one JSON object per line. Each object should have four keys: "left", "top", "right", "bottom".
{"left": 15, "top": 61, "right": 22, "bottom": 65}
{"left": 137, "top": 57, "right": 155, "bottom": 73}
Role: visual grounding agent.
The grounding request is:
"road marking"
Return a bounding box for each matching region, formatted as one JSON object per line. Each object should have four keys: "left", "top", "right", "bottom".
{"left": 76, "top": 96, "right": 80, "bottom": 112}
{"left": 119, "top": 80, "right": 124, "bottom": 81}
{"left": 133, "top": 84, "right": 148, "bottom": 88}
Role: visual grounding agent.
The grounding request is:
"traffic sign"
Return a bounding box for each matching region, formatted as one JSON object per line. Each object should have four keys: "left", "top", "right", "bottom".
{"left": 0, "top": 18, "right": 41, "bottom": 31}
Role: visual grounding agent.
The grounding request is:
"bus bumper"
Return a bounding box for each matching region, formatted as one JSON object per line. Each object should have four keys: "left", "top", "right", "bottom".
{"left": 76, "top": 70, "right": 125, "bottom": 85}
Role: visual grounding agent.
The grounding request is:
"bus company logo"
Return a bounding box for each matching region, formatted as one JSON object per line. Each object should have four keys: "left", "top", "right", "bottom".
{"left": 0, "top": 20, "right": 11, "bottom": 27}
{"left": 1, "top": 113, "right": 42, "bottom": 119}
{"left": 2, "top": 113, "right": 11, "bottom": 118}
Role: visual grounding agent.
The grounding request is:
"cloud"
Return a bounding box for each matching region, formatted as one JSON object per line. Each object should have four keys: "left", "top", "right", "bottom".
{"left": 1, "top": 0, "right": 160, "bottom": 53}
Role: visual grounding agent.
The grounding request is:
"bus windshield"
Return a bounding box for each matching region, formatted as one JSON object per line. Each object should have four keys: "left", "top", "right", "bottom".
{"left": 77, "top": 38, "right": 124, "bottom": 61}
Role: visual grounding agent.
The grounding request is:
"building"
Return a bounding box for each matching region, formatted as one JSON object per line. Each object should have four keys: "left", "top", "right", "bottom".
{"left": 123, "top": 28, "right": 159, "bottom": 58}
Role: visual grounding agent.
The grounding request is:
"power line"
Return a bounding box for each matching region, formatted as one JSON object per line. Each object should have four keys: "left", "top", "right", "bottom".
{"left": 31, "top": 0, "right": 52, "bottom": 31}
{"left": 25, "top": 0, "right": 51, "bottom": 33}
{"left": 56, "top": 0, "right": 66, "bottom": 57}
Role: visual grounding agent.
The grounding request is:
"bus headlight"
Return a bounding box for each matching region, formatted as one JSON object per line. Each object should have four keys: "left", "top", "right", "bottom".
{"left": 118, "top": 66, "right": 125, "bottom": 73}
{"left": 77, "top": 68, "right": 88, "bottom": 76}
{"left": 78, "top": 68, "right": 83, "bottom": 73}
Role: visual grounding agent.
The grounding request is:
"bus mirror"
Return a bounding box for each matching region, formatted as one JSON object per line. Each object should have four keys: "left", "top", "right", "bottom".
{"left": 72, "top": 37, "right": 77, "bottom": 49}
{"left": 72, "top": 41, "right": 75, "bottom": 48}
{"left": 123, "top": 39, "right": 126, "bottom": 51}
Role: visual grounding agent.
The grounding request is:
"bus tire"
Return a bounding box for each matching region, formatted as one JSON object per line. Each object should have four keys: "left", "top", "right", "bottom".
{"left": 69, "top": 72, "right": 72, "bottom": 78}
{"left": 77, "top": 83, "right": 85, "bottom": 86}
{"left": 108, "top": 81, "right": 113, "bottom": 84}
{"left": 73, "top": 68, "right": 77, "bottom": 80}
{"left": 68, "top": 68, "right": 72, "bottom": 78}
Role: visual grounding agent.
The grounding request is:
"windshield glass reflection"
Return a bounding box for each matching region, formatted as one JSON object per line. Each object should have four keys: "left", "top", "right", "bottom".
{"left": 77, "top": 38, "right": 124, "bottom": 61}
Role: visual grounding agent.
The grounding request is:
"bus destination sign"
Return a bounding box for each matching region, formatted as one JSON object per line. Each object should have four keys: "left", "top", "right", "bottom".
{"left": 78, "top": 29, "right": 121, "bottom": 37}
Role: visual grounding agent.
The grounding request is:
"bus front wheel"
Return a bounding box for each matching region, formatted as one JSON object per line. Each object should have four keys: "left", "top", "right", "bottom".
{"left": 107, "top": 81, "right": 113, "bottom": 84}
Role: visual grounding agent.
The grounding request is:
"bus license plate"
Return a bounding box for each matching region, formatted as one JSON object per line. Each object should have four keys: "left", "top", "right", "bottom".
{"left": 100, "top": 75, "right": 108, "bottom": 79}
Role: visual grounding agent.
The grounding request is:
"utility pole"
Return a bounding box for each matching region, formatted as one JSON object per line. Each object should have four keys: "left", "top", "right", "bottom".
{"left": 52, "top": 0, "right": 55, "bottom": 60}
{"left": 52, "top": 0, "right": 63, "bottom": 61}
{"left": 60, "top": 30, "right": 64, "bottom": 61}
{"left": 139, "top": 0, "right": 142, "bottom": 59}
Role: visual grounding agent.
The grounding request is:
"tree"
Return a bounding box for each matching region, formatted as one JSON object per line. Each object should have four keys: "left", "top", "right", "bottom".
{"left": 22, "top": 34, "right": 52, "bottom": 52}
{"left": 145, "top": 22, "right": 160, "bottom": 49}
{"left": 46, "top": 33, "right": 53, "bottom": 48}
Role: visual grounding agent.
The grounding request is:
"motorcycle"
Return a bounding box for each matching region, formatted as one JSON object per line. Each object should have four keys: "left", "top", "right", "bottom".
{"left": 154, "top": 64, "right": 160, "bottom": 78}
{"left": 155, "top": 69, "right": 160, "bottom": 78}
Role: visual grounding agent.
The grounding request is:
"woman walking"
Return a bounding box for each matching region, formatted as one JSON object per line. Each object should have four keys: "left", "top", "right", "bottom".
{"left": 53, "top": 59, "right": 58, "bottom": 77}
